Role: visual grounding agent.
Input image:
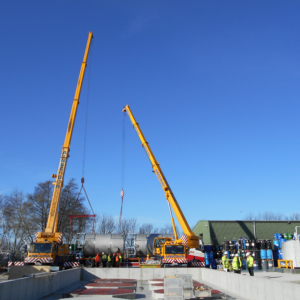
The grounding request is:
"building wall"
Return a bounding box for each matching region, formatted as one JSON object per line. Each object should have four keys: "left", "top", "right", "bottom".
{"left": 193, "top": 220, "right": 300, "bottom": 245}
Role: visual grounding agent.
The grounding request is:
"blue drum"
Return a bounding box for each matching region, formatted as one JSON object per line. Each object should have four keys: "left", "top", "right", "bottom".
{"left": 260, "top": 249, "right": 267, "bottom": 260}
{"left": 267, "top": 249, "right": 273, "bottom": 259}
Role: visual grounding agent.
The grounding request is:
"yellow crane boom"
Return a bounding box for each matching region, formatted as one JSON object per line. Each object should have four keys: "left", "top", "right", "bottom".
{"left": 122, "top": 105, "right": 199, "bottom": 249}
{"left": 44, "top": 32, "right": 93, "bottom": 235}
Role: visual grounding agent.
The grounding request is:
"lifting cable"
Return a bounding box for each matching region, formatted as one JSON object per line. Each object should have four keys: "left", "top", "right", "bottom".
{"left": 69, "top": 40, "right": 96, "bottom": 235}
{"left": 119, "top": 111, "right": 126, "bottom": 228}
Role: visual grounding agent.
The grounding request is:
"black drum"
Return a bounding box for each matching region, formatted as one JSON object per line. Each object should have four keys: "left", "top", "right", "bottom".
{"left": 250, "top": 240, "right": 256, "bottom": 250}
{"left": 223, "top": 241, "right": 229, "bottom": 250}
{"left": 266, "top": 240, "right": 272, "bottom": 249}
{"left": 245, "top": 239, "right": 250, "bottom": 250}
{"left": 259, "top": 240, "right": 266, "bottom": 249}
{"left": 229, "top": 241, "right": 235, "bottom": 251}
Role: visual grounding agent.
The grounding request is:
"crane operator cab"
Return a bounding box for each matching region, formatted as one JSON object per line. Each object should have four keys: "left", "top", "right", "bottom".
{"left": 153, "top": 237, "right": 173, "bottom": 255}
{"left": 25, "top": 242, "right": 69, "bottom": 266}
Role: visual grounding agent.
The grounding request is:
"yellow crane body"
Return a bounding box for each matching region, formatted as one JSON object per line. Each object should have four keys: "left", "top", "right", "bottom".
{"left": 25, "top": 32, "right": 93, "bottom": 267}
{"left": 123, "top": 105, "right": 199, "bottom": 265}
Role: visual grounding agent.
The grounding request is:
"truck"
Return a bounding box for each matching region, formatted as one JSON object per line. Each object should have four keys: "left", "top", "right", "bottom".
{"left": 25, "top": 32, "right": 93, "bottom": 267}
{"left": 122, "top": 105, "right": 202, "bottom": 267}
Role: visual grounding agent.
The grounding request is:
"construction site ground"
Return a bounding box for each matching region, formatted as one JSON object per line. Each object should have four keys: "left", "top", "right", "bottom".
{"left": 1, "top": 267, "right": 300, "bottom": 300}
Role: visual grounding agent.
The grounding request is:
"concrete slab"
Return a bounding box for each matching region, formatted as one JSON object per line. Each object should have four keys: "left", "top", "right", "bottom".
{"left": 85, "top": 282, "right": 136, "bottom": 290}
{"left": 70, "top": 288, "right": 136, "bottom": 299}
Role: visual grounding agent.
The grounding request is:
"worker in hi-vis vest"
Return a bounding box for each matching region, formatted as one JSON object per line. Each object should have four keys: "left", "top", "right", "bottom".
{"left": 232, "top": 253, "right": 242, "bottom": 274}
{"left": 101, "top": 252, "right": 107, "bottom": 268}
{"left": 222, "top": 252, "right": 230, "bottom": 272}
{"left": 107, "top": 253, "right": 112, "bottom": 268}
{"left": 246, "top": 252, "right": 254, "bottom": 276}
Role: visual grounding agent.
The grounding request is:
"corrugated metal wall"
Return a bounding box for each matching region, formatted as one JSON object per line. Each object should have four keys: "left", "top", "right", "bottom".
{"left": 193, "top": 220, "right": 300, "bottom": 245}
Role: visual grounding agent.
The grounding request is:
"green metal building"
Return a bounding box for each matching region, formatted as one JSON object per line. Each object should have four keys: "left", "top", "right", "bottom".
{"left": 193, "top": 220, "right": 300, "bottom": 245}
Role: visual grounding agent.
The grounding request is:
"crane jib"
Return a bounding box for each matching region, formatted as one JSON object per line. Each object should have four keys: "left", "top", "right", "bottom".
{"left": 154, "top": 169, "right": 166, "bottom": 187}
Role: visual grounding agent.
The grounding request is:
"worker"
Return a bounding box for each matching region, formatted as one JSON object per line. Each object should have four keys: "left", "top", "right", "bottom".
{"left": 101, "top": 252, "right": 107, "bottom": 268}
{"left": 115, "top": 253, "right": 119, "bottom": 268}
{"left": 107, "top": 253, "right": 112, "bottom": 268}
{"left": 146, "top": 254, "right": 150, "bottom": 261}
{"left": 112, "top": 253, "right": 116, "bottom": 267}
{"left": 95, "top": 253, "right": 101, "bottom": 268}
{"left": 232, "top": 253, "right": 242, "bottom": 274}
{"left": 246, "top": 252, "right": 254, "bottom": 276}
{"left": 222, "top": 252, "right": 230, "bottom": 272}
{"left": 119, "top": 254, "right": 122, "bottom": 266}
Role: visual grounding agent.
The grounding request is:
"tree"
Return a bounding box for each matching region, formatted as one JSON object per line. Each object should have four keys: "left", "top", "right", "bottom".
{"left": 96, "top": 214, "right": 116, "bottom": 234}
{"left": 160, "top": 224, "right": 181, "bottom": 236}
{"left": 56, "top": 178, "right": 91, "bottom": 244}
{"left": 139, "top": 223, "right": 159, "bottom": 234}
{"left": 117, "top": 218, "right": 137, "bottom": 246}
{"left": 27, "top": 181, "right": 53, "bottom": 232}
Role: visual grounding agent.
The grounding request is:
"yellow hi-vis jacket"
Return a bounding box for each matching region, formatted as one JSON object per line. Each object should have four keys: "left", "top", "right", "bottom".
{"left": 247, "top": 256, "right": 254, "bottom": 268}
{"left": 222, "top": 255, "right": 230, "bottom": 268}
{"left": 108, "top": 255, "right": 112, "bottom": 262}
{"left": 232, "top": 256, "right": 242, "bottom": 270}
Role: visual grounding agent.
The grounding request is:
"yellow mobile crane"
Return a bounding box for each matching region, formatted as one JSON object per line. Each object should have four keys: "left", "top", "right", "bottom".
{"left": 25, "top": 32, "right": 93, "bottom": 267}
{"left": 123, "top": 105, "right": 199, "bottom": 266}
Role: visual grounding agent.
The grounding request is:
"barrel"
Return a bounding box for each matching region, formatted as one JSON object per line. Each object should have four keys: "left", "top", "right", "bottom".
{"left": 229, "top": 241, "right": 235, "bottom": 251}
{"left": 283, "top": 233, "right": 289, "bottom": 240}
{"left": 74, "top": 244, "right": 78, "bottom": 251}
{"left": 250, "top": 240, "right": 256, "bottom": 250}
{"left": 273, "top": 240, "right": 280, "bottom": 250}
{"left": 261, "top": 259, "right": 268, "bottom": 272}
{"left": 268, "top": 259, "right": 274, "bottom": 269}
{"left": 210, "top": 259, "right": 217, "bottom": 269}
{"left": 204, "top": 245, "right": 212, "bottom": 252}
{"left": 260, "top": 240, "right": 266, "bottom": 249}
{"left": 223, "top": 242, "right": 229, "bottom": 251}
{"left": 69, "top": 244, "right": 74, "bottom": 251}
{"left": 242, "top": 260, "right": 247, "bottom": 270}
{"left": 287, "top": 233, "right": 292, "bottom": 240}
{"left": 260, "top": 249, "right": 267, "bottom": 260}
{"left": 205, "top": 259, "right": 210, "bottom": 267}
{"left": 280, "top": 238, "right": 286, "bottom": 248}
{"left": 267, "top": 249, "right": 272, "bottom": 259}
{"left": 209, "top": 252, "right": 214, "bottom": 259}
{"left": 274, "top": 233, "right": 282, "bottom": 240}
{"left": 253, "top": 250, "right": 260, "bottom": 260}
{"left": 266, "top": 240, "right": 272, "bottom": 249}
{"left": 204, "top": 252, "right": 210, "bottom": 260}
{"left": 245, "top": 240, "right": 250, "bottom": 250}
{"left": 278, "top": 249, "right": 283, "bottom": 259}
{"left": 253, "top": 260, "right": 260, "bottom": 271}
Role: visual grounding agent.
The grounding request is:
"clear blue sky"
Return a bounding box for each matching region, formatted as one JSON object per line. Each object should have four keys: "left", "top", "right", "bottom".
{"left": 1, "top": 1, "right": 300, "bottom": 230}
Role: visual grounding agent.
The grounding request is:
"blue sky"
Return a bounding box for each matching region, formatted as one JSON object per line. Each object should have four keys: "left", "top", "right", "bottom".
{"left": 1, "top": 1, "right": 300, "bottom": 230}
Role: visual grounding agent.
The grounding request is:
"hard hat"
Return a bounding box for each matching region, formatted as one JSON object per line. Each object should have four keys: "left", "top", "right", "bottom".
{"left": 246, "top": 252, "right": 250, "bottom": 256}
{"left": 235, "top": 254, "right": 239, "bottom": 257}
{"left": 224, "top": 252, "right": 228, "bottom": 255}
{"left": 102, "top": 252, "right": 104, "bottom": 254}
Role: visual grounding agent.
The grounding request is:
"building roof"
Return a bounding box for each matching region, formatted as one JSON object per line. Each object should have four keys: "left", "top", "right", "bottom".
{"left": 192, "top": 220, "right": 300, "bottom": 245}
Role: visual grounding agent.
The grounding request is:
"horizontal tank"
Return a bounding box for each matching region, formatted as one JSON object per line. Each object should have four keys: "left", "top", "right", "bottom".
{"left": 135, "top": 234, "right": 175, "bottom": 257}
{"left": 83, "top": 234, "right": 124, "bottom": 257}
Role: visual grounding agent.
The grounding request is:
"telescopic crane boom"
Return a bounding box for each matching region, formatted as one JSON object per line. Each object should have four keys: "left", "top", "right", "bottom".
{"left": 26, "top": 32, "right": 93, "bottom": 266}
{"left": 122, "top": 105, "right": 199, "bottom": 249}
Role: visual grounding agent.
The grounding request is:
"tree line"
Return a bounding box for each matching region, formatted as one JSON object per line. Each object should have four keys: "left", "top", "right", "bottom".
{"left": 0, "top": 179, "right": 180, "bottom": 252}
{"left": 244, "top": 211, "right": 300, "bottom": 221}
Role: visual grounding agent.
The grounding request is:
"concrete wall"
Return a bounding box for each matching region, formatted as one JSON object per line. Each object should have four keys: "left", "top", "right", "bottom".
{"left": 82, "top": 267, "right": 202, "bottom": 281}
{"left": 202, "top": 269, "right": 300, "bottom": 300}
{"left": 0, "top": 268, "right": 81, "bottom": 300}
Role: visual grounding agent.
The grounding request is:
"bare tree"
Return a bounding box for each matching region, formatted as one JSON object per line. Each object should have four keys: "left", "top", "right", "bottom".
{"left": 117, "top": 218, "right": 137, "bottom": 245}
{"left": 160, "top": 224, "right": 181, "bottom": 236}
{"left": 27, "top": 181, "right": 53, "bottom": 232}
{"left": 96, "top": 214, "right": 116, "bottom": 234}
{"left": 288, "top": 213, "right": 300, "bottom": 221}
{"left": 57, "top": 178, "right": 91, "bottom": 244}
{"left": 244, "top": 212, "right": 255, "bottom": 221}
{"left": 139, "top": 223, "right": 159, "bottom": 234}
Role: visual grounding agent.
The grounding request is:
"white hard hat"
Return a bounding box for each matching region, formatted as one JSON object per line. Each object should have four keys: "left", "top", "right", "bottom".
{"left": 246, "top": 252, "right": 250, "bottom": 256}
{"left": 224, "top": 252, "right": 228, "bottom": 255}
{"left": 235, "top": 254, "right": 239, "bottom": 257}
{"left": 102, "top": 252, "right": 104, "bottom": 255}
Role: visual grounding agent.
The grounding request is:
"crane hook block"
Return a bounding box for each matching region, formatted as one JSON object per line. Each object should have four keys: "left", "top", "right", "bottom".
{"left": 52, "top": 174, "right": 57, "bottom": 178}
{"left": 81, "top": 177, "right": 85, "bottom": 184}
